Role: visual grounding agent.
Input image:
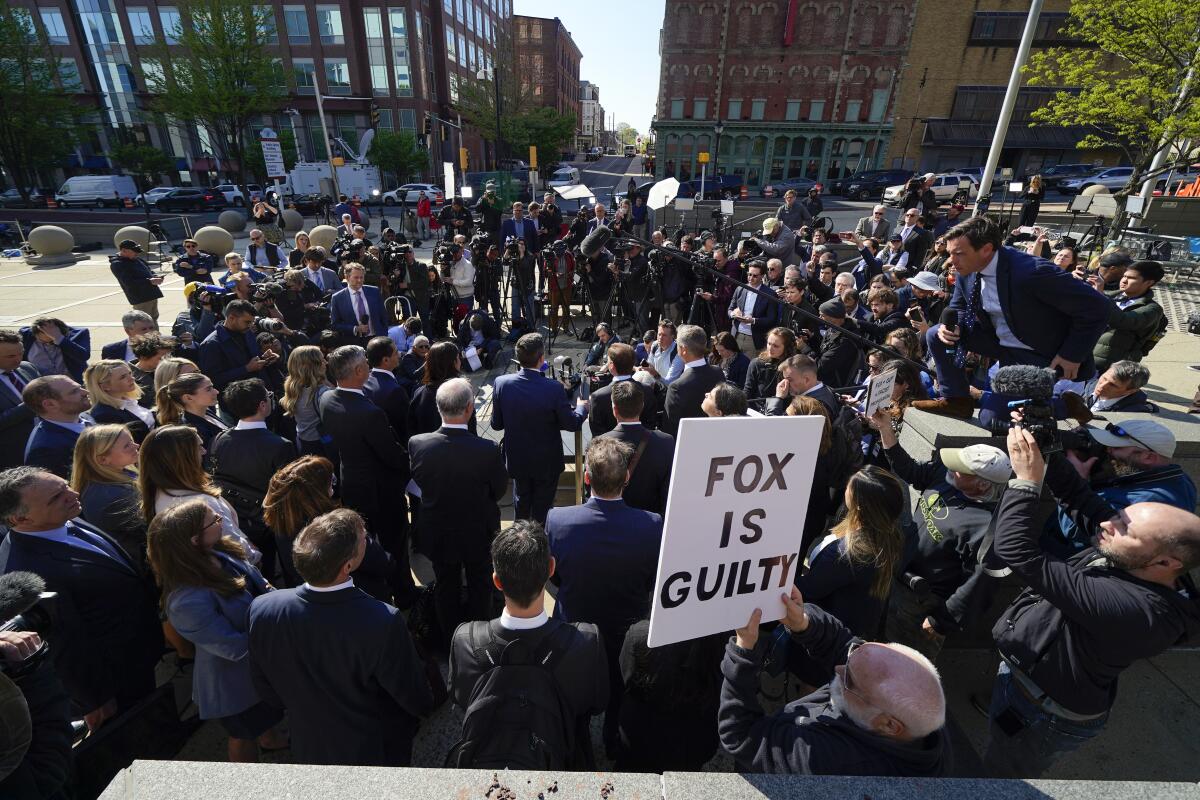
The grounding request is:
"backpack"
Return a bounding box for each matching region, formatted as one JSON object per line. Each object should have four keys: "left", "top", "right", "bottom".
{"left": 445, "top": 622, "right": 575, "bottom": 770}
{"left": 1140, "top": 310, "right": 1170, "bottom": 357}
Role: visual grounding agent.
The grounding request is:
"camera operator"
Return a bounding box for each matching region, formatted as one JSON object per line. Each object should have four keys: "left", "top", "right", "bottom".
{"left": 1051, "top": 419, "right": 1195, "bottom": 555}
{"left": 567, "top": 207, "right": 591, "bottom": 249}
{"left": 476, "top": 182, "right": 503, "bottom": 242}
{"left": 541, "top": 239, "right": 575, "bottom": 333}
{"left": 254, "top": 278, "right": 314, "bottom": 345}
{"left": 580, "top": 245, "right": 617, "bottom": 323}
{"left": 659, "top": 249, "right": 697, "bottom": 325}
{"left": 174, "top": 283, "right": 219, "bottom": 352}
{"left": 396, "top": 244, "right": 431, "bottom": 332}
{"left": 740, "top": 217, "right": 802, "bottom": 268}
{"left": 622, "top": 241, "right": 655, "bottom": 335}
{"left": 198, "top": 299, "right": 278, "bottom": 394}
{"left": 0, "top": 623, "right": 72, "bottom": 799}
{"left": 438, "top": 197, "right": 472, "bottom": 240}
{"left": 438, "top": 242, "right": 475, "bottom": 321}
{"left": 983, "top": 426, "right": 1200, "bottom": 778}
{"left": 539, "top": 192, "right": 564, "bottom": 243}
{"left": 472, "top": 238, "right": 503, "bottom": 321}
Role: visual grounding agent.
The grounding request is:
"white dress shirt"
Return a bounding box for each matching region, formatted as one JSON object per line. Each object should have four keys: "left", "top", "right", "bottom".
{"left": 234, "top": 420, "right": 268, "bottom": 431}
{"left": 120, "top": 397, "right": 157, "bottom": 429}
{"left": 500, "top": 608, "right": 549, "bottom": 630}
{"left": 303, "top": 578, "right": 356, "bottom": 592}
{"left": 978, "top": 251, "right": 1032, "bottom": 350}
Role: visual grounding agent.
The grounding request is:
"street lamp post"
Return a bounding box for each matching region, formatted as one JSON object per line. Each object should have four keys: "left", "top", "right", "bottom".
{"left": 713, "top": 120, "right": 725, "bottom": 179}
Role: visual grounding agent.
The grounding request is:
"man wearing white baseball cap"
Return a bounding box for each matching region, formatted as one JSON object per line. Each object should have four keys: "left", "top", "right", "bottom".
{"left": 1053, "top": 419, "right": 1196, "bottom": 554}
{"left": 738, "top": 216, "right": 803, "bottom": 267}
{"left": 872, "top": 410, "right": 1012, "bottom": 660}
{"left": 904, "top": 271, "right": 947, "bottom": 336}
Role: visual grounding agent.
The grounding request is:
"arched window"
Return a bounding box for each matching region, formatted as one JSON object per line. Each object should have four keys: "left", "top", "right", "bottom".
{"left": 858, "top": 6, "right": 879, "bottom": 45}
{"left": 675, "top": 4, "right": 693, "bottom": 44}
{"left": 699, "top": 3, "right": 719, "bottom": 43}
{"left": 791, "top": 137, "right": 807, "bottom": 157}
{"left": 824, "top": 3, "right": 843, "bottom": 44}
{"left": 885, "top": 3, "right": 906, "bottom": 46}
{"left": 735, "top": 3, "right": 755, "bottom": 45}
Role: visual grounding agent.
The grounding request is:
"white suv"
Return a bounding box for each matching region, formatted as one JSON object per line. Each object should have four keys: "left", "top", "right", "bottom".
{"left": 1060, "top": 167, "right": 1134, "bottom": 195}
{"left": 381, "top": 183, "right": 444, "bottom": 206}
{"left": 882, "top": 174, "right": 978, "bottom": 207}
{"left": 213, "top": 183, "right": 265, "bottom": 206}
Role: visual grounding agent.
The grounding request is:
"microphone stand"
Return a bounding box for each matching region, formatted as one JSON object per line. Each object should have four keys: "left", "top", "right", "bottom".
{"left": 594, "top": 230, "right": 932, "bottom": 376}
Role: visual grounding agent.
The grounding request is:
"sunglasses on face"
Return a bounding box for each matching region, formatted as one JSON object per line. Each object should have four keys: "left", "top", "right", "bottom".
{"left": 1104, "top": 423, "right": 1154, "bottom": 453}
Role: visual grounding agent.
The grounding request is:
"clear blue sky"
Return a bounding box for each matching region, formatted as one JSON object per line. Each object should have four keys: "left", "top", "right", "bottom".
{"left": 512, "top": 0, "right": 665, "bottom": 136}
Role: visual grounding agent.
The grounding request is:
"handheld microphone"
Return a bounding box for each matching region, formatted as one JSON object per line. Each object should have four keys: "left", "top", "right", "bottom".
{"left": 0, "top": 572, "right": 46, "bottom": 621}
{"left": 939, "top": 308, "right": 958, "bottom": 355}
{"left": 579, "top": 224, "right": 612, "bottom": 259}
{"left": 991, "top": 365, "right": 1056, "bottom": 402}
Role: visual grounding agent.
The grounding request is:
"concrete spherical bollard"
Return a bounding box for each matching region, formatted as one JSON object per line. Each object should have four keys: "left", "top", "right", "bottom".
{"left": 218, "top": 210, "right": 247, "bottom": 233}
{"left": 308, "top": 225, "right": 338, "bottom": 250}
{"left": 280, "top": 208, "right": 304, "bottom": 232}
{"left": 28, "top": 225, "right": 74, "bottom": 256}
{"left": 113, "top": 225, "right": 151, "bottom": 251}
{"left": 193, "top": 225, "right": 235, "bottom": 258}
{"left": 1081, "top": 184, "right": 1111, "bottom": 197}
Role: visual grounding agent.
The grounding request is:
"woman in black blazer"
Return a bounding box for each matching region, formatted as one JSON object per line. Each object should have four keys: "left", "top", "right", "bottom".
{"left": 407, "top": 341, "right": 477, "bottom": 437}
{"left": 156, "top": 372, "right": 227, "bottom": 469}
{"left": 1017, "top": 174, "right": 1045, "bottom": 227}
{"left": 711, "top": 332, "right": 750, "bottom": 389}
{"left": 742, "top": 327, "right": 797, "bottom": 400}
{"left": 71, "top": 424, "right": 148, "bottom": 568}
{"left": 84, "top": 360, "right": 157, "bottom": 444}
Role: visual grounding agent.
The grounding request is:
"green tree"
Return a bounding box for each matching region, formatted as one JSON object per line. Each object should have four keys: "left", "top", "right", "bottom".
{"left": 141, "top": 0, "right": 286, "bottom": 193}
{"left": 1025, "top": 0, "right": 1200, "bottom": 199}
{"left": 506, "top": 108, "right": 578, "bottom": 163}
{"left": 616, "top": 123, "right": 640, "bottom": 147}
{"left": 109, "top": 141, "right": 176, "bottom": 223}
{"left": 367, "top": 130, "right": 426, "bottom": 185}
{"left": 244, "top": 129, "right": 299, "bottom": 184}
{"left": 0, "top": 5, "right": 81, "bottom": 201}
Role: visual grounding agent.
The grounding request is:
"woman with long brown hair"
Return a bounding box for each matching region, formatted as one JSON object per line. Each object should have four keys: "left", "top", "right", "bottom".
{"left": 156, "top": 373, "right": 227, "bottom": 458}
{"left": 407, "top": 340, "right": 475, "bottom": 436}
{"left": 279, "top": 345, "right": 332, "bottom": 456}
{"left": 743, "top": 327, "right": 798, "bottom": 400}
{"left": 147, "top": 498, "right": 285, "bottom": 762}
{"left": 138, "top": 425, "right": 260, "bottom": 564}
{"left": 72, "top": 424, "right": 147, "bottom": 566}
{"left": 261, "top": 455, "right": 394, "bottom": 601}
{"left": 84, "top": 359, "right": 157, "bottom": 443}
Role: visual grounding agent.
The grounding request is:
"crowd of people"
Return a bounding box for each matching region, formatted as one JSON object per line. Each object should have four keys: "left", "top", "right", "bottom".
{"left": 0, "top": 183, "right": 1197, "bottom": 797}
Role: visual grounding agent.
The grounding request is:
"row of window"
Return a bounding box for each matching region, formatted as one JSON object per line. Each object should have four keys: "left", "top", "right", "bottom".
{"left": 446, "top": 22, "right": 491, "bottom": 73}
{"left": 668, "top": 92, "right": 891, "bottom": 124}
{"left": 443, "top": 0, "right": 506, "bottom": 38}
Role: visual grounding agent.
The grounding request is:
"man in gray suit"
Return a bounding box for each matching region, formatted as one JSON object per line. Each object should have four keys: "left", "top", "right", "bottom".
{"left": 0, "top": 330, "right": 41, "bottom": 470}
{"left": 855, "top": 205, "right": 892, "bottom": 241}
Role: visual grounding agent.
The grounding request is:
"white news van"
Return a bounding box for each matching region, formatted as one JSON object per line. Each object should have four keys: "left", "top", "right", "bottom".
{"left": 55, "top": 175, "right": 138, "bottom": 208}
{"left": 286, "top": 162, "right": 383, "bottom": 201}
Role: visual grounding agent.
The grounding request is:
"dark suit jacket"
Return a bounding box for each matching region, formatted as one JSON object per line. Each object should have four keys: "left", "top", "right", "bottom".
{"left": 88, "top": 402, "right": 152, "bottom": 444}
{"left": 723, "top": 352, "right": 751, "bottom": 389}
{"left": 100, "top": 340, "right": 129, "bottom": 361}
{"left": 366, "top": 369, "right": 411, "bottom": 443}
{"left": 816, "top": 324, "right": 863, "bottom": 389}
{"left": 19, "top": 326, "right": 90, "bottom": 383}
{"left": 0, "top": 361, "right": 38, "bottom": 469}
{"left": 319, "top": 388, "right": 409, "bottom": 522}
{"left": 662, "top": 363, "right": 725, "bottom": 437}
{"left": 23, "top": 419, "right": 81, "bottom": 479}
{"left": 408, "top": 427, "right": 507, "bottom": 563}
{"left": 330, "top": 286, "right": 387, "bottom": 337}
{"left": 766, "top": 383, "right": 841, "bottom": 420}
{"left": 600, "top": 422, "right": 676, "bottom": 516}
{"left": 587, "top": 377, "right": 656, "bottom": 438}
{"left": 903, "top": 227, "right": 933, "bottom": 266}
{"left": 407, "top": 382, "right": 477, "bottom": 438}
{"left": 728, "top": 286, "right": 779, "bottom": 349}
{"left": 248, "top": 585, "right": 433, "bottom": 766}
{"left": 491, "top": 367, "right": 586, "bottom": 479}
{"left": 182, "top": 410, "right": 228, "bottom": 463}
{"left": 209, "top": 426, "right": 298, "bottom": 497}
{"left": 1087, "top": 390, "right": 1159, "bottom": 414}
{"left": 500, "top": 217, "right": 539, "bottom": 252}
{"left": 197, "top": 325, "right": 262, "bottom": 391}
{"left": 547, "top": 498, "right": 663, "bottom": 636}
{"left": 4, "top": 520, "right": 163, "bottom": 712}
{"left": 952, "top": 246, "right": 1111, "bottom": 378}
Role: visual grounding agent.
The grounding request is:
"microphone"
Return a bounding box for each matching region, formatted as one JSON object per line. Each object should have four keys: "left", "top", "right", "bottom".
{"left": 939, "top": 308, "right": 958, "bottom": 355}
{"left": 0, "top": 572, "right": 46, "bottom": 621}
{"left": 579, "top": 224, "right": 612, "bottom": 259}
{"left": 992, "top": 365, "right": 1056, "bottom": 403}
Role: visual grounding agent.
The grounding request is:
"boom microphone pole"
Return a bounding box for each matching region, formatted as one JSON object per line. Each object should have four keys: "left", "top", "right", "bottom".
{"left": 582, "top": 225, "right": 931, "bottom": 376}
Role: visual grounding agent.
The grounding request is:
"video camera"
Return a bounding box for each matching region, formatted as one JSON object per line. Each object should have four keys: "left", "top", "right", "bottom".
{"left": 991, "top": 365, "right": 1061, "bottom": 454}
{"left": 501, "top": 235, "right": 523, "bottom": 263}
{"left": 252, "top": 281, "right": 285, "bottom": 304}
{"left": 0, "top": 572, "right": 53, "bottom": 678}
{"left": 195, "top": 283, "right": 233, "bottom": 315}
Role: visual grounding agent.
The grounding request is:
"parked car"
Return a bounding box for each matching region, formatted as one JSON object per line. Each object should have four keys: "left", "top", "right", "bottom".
{"left": 1154, "top": 165, "right": 1200, "bottom": 194}
{"left": 153, "top": 187, "right": 227, "bottom": 212}
{"left": 678, "top": 175, "right": 744, "bottom": 200}
{"left": 0, "top": 188, "right": 46, "bottom": 208}
{"left": 1029, "top": 163, "right": 1096, "bottom": 190}
{"left": 282, "top": 193, "right": 325, "bottom": 215}
{"left": 760, "top": 177, "right": 818, "bottom": 199}
{"left": 547, "top": 167, "right": 581, "bottom": 188}
{"left": 585, "top": 147, "right": 602, "bottom": 162}
{"left": 840, "top": 170, "right": 916, "bottom": 201}
{"left": 55, "top": 175, "right": 139, "bottom": 208}
{"left": 212, "top": 183, "right": 264, "bottom": 207}
{"left": 882, "top": 173, "right": 978, "bottom": 207}
{"left": 381, "top": 182, "right": 444, "bottom": 206}
{"left": 134, "top": 186, "right": 175, "bottom": 207}
{"left": 1059, "top": 167, "right": 1135, "bottom": 195}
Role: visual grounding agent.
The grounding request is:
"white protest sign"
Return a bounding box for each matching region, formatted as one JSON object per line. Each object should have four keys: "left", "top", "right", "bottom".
{"left": 443, "top": 162, "right": 455, "bottom": 200}
{"left": 647, "top": 415, "right": 822, "bottom": 647}
{"left": 862, "top": 369, "right": 896, "bottom": 418}
{"left": 259, "top": 128, "right": 286, "bottom": 180}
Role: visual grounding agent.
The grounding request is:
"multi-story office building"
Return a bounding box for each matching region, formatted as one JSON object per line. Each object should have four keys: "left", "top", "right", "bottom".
{"left": 25, "top": 0, "right": 512, "bottom": 186}
{"left": 513, "top": 15, "right": 581, "bottom": 127}
{"left": 578, "top": 80, "right": 603, "bottom": 153}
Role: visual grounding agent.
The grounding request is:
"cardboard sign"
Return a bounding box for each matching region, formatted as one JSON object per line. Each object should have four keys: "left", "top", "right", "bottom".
{"left": 863, "top": 369, "right": 896, "bottom": 418}
{"left": 647, "top": 415, "right": 823, "bottom": 647}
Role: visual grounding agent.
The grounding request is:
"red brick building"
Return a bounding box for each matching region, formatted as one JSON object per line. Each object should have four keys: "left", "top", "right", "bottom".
{"left": 652, "top": 0, "right": 916, "bottom": 188}
{"left": 514, "top": 15, "right": 582, "bottom": 129}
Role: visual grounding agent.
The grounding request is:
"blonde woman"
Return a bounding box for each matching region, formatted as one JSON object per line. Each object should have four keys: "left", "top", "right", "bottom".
{"left": 153, "top": 356, "right": 199, "bottom": 394}
{"left": 280, "top": 345, "right": 332, "bottom": 456}
{"left": 84, "top": 359, "right": 157, "bottom": 443}
{"left": 147, "top": 499, "right": 285, "bottom": 761}
{"left": 218, "top": 252, "right": 265, "bottom": 287}
{"left": 288, "top": 231, "right": 311, "bottom": 268}
{"left": 138, "top": 424, "right": 260, "bottom": 564}
{"left": 72, "top": 424, "right": 147, "bottom": 565}
{"left": 1018, "top": 174, "right": 1044, "bottom": 227}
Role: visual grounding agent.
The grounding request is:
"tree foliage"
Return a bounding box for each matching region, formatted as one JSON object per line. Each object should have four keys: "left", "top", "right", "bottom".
{"left": 141, "top": 0, "right": 286, "bottom": 192}
{"left": 0, "top": 4, "right": 82, "bottom": 200}
{"left": 616, "top": 123, "right": 639, "bottom": 147}
{"left": 367, "top": 130, "right": 427, "bottom": 185}
{"left": 1025, "top": 0, "right": 1200, "bottom": 195}
{"left": 244, "top": 129, "right": 299, "bottom": 183}
{"left": 109, "top": 143, "right": 176, "bottom": 194}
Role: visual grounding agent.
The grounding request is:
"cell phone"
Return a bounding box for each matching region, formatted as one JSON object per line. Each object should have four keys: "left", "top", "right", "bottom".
{"left": 640, "top": 359, "right": 649, "bottom": 368}
{"left": 578, "top": 375, "right": 591, "bottom": 401}
{"left": 908, "top": 307, "right": 924, "bottom": 323}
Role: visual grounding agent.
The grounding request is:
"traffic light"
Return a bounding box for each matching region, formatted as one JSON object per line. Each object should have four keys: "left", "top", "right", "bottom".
{"left": 370, "top": 103, "right": 380, "bottom": 128}
{"left": 459, "top": 147, "right": 469, "bottom": 171}
{"left": 423, "top": 116, "right": 433, "bottom": 136}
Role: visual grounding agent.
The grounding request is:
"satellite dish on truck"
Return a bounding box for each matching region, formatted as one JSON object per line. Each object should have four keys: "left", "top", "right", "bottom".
{"left": 357, "top": 130, "right": 376, "bottom": 163}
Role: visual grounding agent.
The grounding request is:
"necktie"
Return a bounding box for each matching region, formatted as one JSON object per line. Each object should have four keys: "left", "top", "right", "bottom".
{"left": 354, "top": 291, "right": 369, "bottom": 333}
{"left": 66, "top": 522, "right": 130, "bottom": 568}
{"left": 955, "top": 275, "right": 984, "bottom": 368}
{"left": 4, "top": 370, "right": 25, "bottom": 395}
{"left": 311, "top": 270, "right": 324, "bottom": 291}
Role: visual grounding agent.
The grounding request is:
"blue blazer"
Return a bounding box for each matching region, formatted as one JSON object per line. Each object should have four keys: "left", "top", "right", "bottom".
{"left": 724, "top": 351, "right": 751, "bottom": 388}
{"left": 500, "top": 217, "right": 538, "bottom": 251}
{"left": 24, "top": 419, "right": 81, "bottom": 479}
{"left": 728, "top": 286, "right": 779, "bottom": 347}
{"left": 101, "top": 340, "right": 129, "bottom": 362}
{"left": 19, "top": 326, "right": 90, "bottom": 383}
{"left": 547, "top": 497, "right": 663, "bottom": 636}
{"left": 491, "top": 367, "right": 586, "bottom": 479}
{"left": 951, "top": 246, "right": 1111, "bottom": 377}
{"left": 165, "top": 551, "right": 271, "bottom": 719}
{"left": 330, "top": 285, "right": 387, "bottom": 337}
{"left": 198, "top": 325, "right": 262, "bottom": 391}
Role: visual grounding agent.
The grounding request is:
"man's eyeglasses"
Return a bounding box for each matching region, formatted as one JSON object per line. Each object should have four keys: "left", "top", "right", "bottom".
{"left": 1104, "top": 423, "right": 1154, "bottom": 452}
{"left": 841, "top": 641, "right": 877, "bottom": 708}
{"left": 904, "top": 212, "right": 918, "bottom": 218}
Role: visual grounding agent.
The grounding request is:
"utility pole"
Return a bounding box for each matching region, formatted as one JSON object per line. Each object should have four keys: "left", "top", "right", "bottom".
{"left": 314, "top": 90, "right": 339, "bottom": 197}
{"left": 976, "top": 0, "right": 1044, "bottom": 214}
{"left": 899, "top": 68, "right": 927, "bottom": 170}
